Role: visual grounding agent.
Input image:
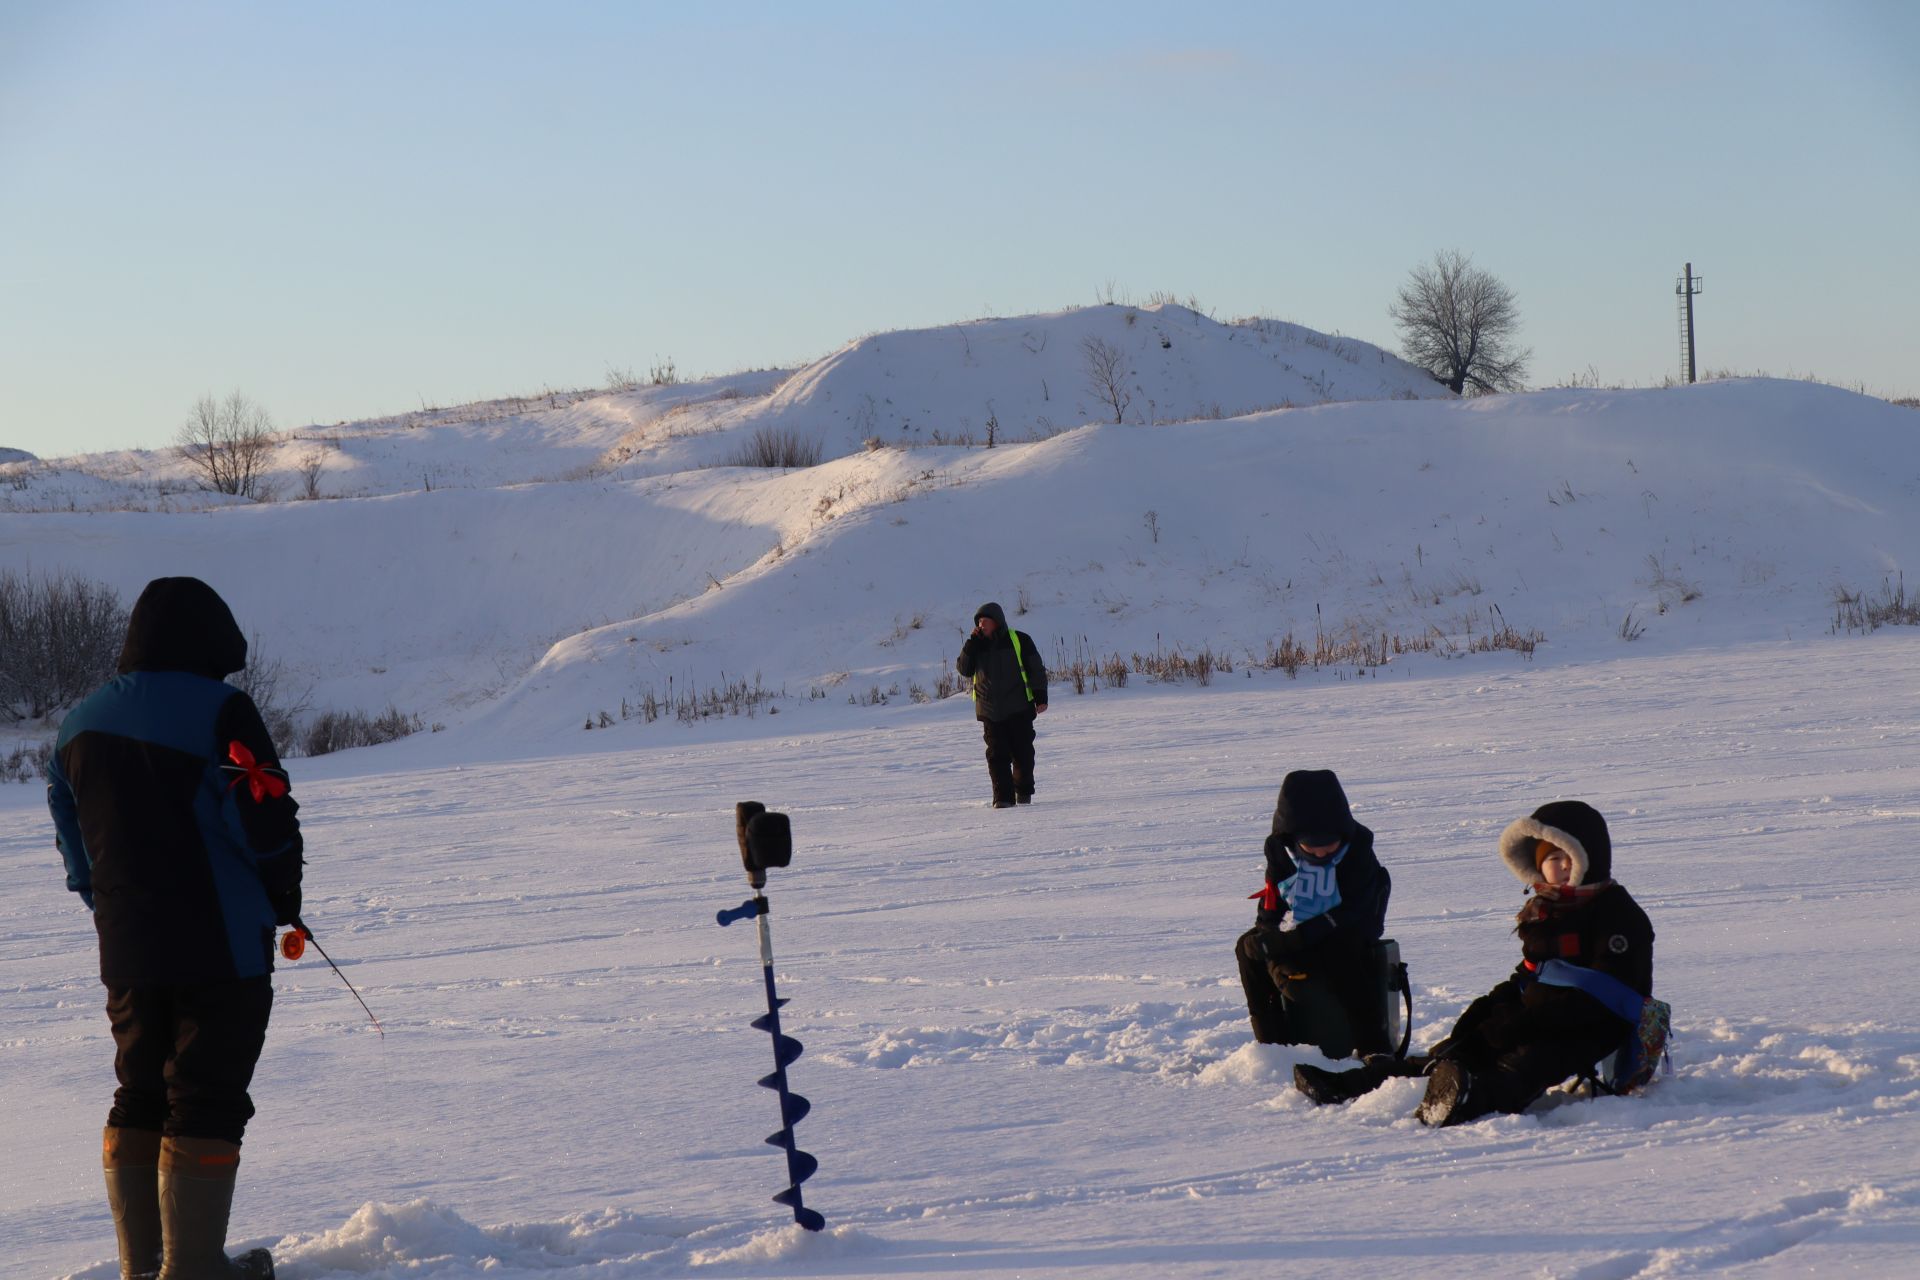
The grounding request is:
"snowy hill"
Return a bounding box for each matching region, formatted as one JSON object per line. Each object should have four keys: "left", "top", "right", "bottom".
{"left": 488, "top": 377, "right": 1917, "bottom": 741}
{"left": 0, "top": 305, "right": 1440, "bottom": 515}
{"left": 584, "top": 305, "right": 1447, "bottom": 481}
{"left": 3, "top": 354, "right": 1913, "bottom": 745}
{"left": 0, "top": 446, "right": 32, "bottom": 465}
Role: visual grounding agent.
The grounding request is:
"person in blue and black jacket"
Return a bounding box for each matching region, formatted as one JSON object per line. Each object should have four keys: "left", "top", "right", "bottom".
{"left": 47, "top": 576, "right": 300, "bottom": 1280}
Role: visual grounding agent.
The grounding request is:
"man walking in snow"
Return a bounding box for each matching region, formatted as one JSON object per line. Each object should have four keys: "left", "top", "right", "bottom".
{"left": 47, "top": 577, "right": 300, "bottom": 1279}
{"left": 955, "top": 601, "right": 1048, "bottom": 808}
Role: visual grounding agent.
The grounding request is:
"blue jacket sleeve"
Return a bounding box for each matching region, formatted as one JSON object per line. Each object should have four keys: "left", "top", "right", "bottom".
{"left": 214, "top": 691, "right": 303, "bottom": 921}
{"left": 45, "top": 752, "right": 93, "bottom": 910}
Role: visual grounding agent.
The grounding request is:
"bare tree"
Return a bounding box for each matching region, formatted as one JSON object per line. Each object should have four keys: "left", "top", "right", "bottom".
{"left": 292, "top": 448, "right": 326, "bottom": 500}
{"left": 1389, "top": 251, "right": 1531, "bottom": 395}
{"left": 1081, "top": 336, "right": 1133, "bottom": 423}
{"left": 175, "top": 390, "right": 277, "bottom": 498}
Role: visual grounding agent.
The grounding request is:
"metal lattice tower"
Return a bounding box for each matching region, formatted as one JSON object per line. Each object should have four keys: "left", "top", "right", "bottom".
{"left": 1675, "top": 263, "right": 1703, "bottom": 384}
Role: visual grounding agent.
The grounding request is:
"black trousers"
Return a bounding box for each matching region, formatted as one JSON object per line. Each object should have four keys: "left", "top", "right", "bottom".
{"left": 980, "top": 711, "right": 1037, "bottom": 804}
{"left": 1235, "top": 928, "right": 1388, "bottom": 1059}
{"left": 106, "top": 977, "right": 273, "bottom": 1144}
{"left": 1431, "top": 997, "right": 1626, "bottom": 1119}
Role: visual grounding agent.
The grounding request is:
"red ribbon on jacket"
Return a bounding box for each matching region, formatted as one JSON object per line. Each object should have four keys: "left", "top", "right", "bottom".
{"left": 223, "top": 740, "right": 289, "bottom": 803}
{"left": 1247, "top": 881, "right": 1281, "bottom": 913}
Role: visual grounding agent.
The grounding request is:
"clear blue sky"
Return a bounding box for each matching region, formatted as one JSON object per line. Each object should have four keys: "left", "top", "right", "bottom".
{"left": 3, "top": 0, "right": 1915, "bottom": 458}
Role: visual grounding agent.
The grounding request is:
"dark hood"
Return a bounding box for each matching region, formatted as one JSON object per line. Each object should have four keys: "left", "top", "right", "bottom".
{"left": 1499, "top": 799, "right": 1613, "bottom": 885}
{"left": 1270, "top": 769, "right": 1357, "bottom": 849}
{"left": 116, "top": 577, "right": 247, "bottom": 678}
{"left": 974, "top": 602, "right": 1009, "bottom": 628}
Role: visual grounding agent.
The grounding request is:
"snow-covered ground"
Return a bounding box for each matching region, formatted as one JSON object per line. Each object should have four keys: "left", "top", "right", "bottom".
{"left": 4, "top": 637, "right": 1918, "bottom": 1278}
{"left": 3, "top": 303, "right": 1918, "bottom": 1275}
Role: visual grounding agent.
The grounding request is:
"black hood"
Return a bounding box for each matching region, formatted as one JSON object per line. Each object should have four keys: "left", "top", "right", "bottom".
{"left": 1499, "top": 800, "right": 1613, "bottom": 885}
{"left": 116, "top": 577, "right": 247, "bottom": 678}
{"left": 1270, "top": 769, "right": 1357, "bottom": 848}
{"left": 974, "top": 602, "right": 1009, "bottom": 628}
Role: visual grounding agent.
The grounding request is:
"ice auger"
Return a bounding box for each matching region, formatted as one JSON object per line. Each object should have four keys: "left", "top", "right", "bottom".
{"left": 715, "top": 801, "right": 825, "bottom": 1232}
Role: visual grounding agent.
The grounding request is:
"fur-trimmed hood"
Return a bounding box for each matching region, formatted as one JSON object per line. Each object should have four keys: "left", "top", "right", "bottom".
{"left": 1499, "top": 799, "right": 1613, "bottom": 886}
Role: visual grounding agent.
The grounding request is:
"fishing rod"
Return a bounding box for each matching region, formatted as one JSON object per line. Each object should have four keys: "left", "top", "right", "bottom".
{"left": 281, "top": 917, "right": 385, "bottom": 1038}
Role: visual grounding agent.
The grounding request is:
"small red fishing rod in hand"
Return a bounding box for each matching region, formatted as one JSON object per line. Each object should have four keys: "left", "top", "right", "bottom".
{"left": 281, "top": 918, "right": 385, "bottom": 1038}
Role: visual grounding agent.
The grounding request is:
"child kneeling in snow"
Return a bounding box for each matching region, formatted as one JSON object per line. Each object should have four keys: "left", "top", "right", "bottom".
{"left": 1235, "top": 769, "right": 1393, "bottom": 1060}
{"left": 1294, "top": 800, "right": 1654, "bottom": 1126}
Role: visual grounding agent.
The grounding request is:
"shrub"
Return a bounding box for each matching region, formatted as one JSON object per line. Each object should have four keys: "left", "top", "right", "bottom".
{"left": 1, "top": 739, "right": 53, "bottom": 783}
{"left": 299, "top": 706, "right": 421, "bottom": 757}
{"left": 0, "top": 570, "right": 128, "bottom": 722}
{"left": 726, "top": 427, "right": 822, "bottom": 469}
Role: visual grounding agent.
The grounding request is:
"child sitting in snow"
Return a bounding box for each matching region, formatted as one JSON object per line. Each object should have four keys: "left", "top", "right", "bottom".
{"left": 1293, "top": 800, "right": 1655, "bottom": 1126}
{"left": 1235, "top": 769, "right": 1393, "bottom": 1059}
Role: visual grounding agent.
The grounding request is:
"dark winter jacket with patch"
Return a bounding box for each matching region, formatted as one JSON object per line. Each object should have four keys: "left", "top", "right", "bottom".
{"left": 955, "top": 602, "right": 1047, "bottom": 722}
{"left": 46, "top": 577, "right": 303, "bottom": 987}
{"left": 1440, "top": 801, "right": 1654, "bottom": 1061}
{"left": 1252, "top": 769, "right": 1391, "bottom": 958}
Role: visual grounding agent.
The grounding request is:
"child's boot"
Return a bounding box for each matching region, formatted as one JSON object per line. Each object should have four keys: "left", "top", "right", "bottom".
{"left": 1294, "top": 1060, "right": 1388, "bottom": 1105}
{"left": 1416, "top": 1059, "right": 1475, "bottom": 1127}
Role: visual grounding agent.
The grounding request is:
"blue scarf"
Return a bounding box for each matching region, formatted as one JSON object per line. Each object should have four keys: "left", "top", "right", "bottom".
{"left": 1279, "top": 844, "right": 1346, "bottom": 924}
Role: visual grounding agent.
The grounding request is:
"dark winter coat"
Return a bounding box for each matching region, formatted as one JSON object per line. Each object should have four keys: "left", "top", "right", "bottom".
{"left": 1253, "top": 770, "right": 1390, "bottom": 958}
{"left": 46, "top": 577, "right": 303, "bottom": 987}
{"left": 955, "top": 602, "right": 1047, "bottom": 722}
{"left": 1439, "top": 801, "right": 1654, "bottom": 1064}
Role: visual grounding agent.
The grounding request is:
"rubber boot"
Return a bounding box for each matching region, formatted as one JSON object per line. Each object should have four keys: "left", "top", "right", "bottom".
{"left": 1416, "top": 1059, "right": 1475, "bottom": 1127}
{"left": 157, "top": 1136, "right": 274, "bottom": 1279}
{"left": 1294, "top": 1059, "right": 1391, "bottom": 1106}
{"left": 104, "top": 1126, "right": 163, "bottom": 1279}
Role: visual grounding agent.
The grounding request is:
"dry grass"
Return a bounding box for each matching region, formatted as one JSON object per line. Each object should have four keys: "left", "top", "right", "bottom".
{"left": 1832, "top": 575, "right": 1918, "bottom": 633}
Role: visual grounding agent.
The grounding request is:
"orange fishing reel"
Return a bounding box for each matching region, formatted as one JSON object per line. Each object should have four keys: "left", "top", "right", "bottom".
{"left": 279, "top": 927, "right": 307, "bottom": 961}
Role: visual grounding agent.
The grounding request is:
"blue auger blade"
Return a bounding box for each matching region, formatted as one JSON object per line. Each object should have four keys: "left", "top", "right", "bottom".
{"left": 792, "top": 1206, "right": 826, "bottom": 1233}
{"left": 775, "top": 1148, "right": 820, "bottom": 1187}
{"left": 748, "top": 1003, "right": 789, "bottom": 1032}
{"left": 757, "top": 1069, "right": 785, "bottom": 1091}
{"left": 716, "top": 898, "right": 761, "bottom": 927}
{"left": 772, "top": 1033, "right": 804, "bottom": 1068}
{"left": 763, "top": 1098, "right": 812, "bottom": 1144}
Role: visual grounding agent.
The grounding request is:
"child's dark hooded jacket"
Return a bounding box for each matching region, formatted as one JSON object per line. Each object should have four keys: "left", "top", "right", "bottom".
{"left": 46, "top": 577, "right": 303, "bottom": 987}
{"left": 1253, "top": 769, "right": 1390, "bottom": 957}
{"left": 1441, "top": 800, "right": 1653, "bottom": 1059}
